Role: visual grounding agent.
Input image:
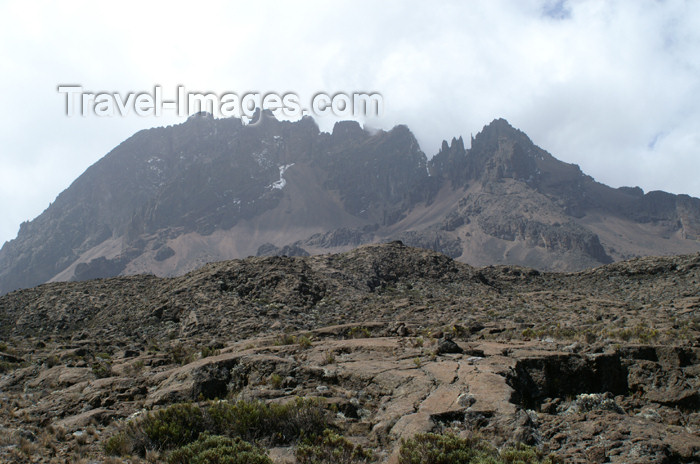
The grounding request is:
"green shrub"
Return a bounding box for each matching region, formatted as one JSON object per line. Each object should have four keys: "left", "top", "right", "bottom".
{"left": 92, "top": 360, "right": 113, "bottom": 378}
{"left": 103, "top": 431, "right": 131, "bottom": 456}
{"left": 323, "top": 351, "right": 336, "bottom": 365}
{"left": 498, "top": 443, "right": 559, "bottom": 463}
{"left": 207, "top": 397, "right": 328, "bottom": 444}
{"left": 276, "top": 334, "right": 298, "bottom": 346}
{"left": 168, "top": 434, "right": 272, "bottom": 464}
{"left": 105, "top": 398, "right": 330, "bottom": 457}
{"left": 346, "top": 327, "right": 371, "bottom": 339}
{"left": 125, "top": 360, "right": 145, "bottom": 376}
{"left": 268, "top": 373, "right": 283, "bottom": 389}
{"left": 104, "top": 403, "right": 206, "bottom": 456}
{"left": 169, "top": 344, "right": 196, "bottom": 365}
{"left": 0, "top": 360, "right": 26, "bottom": 373}
{"left": 141, "top": 403, "right": 206, "bottom": 449}
{"left": 398, "top": 433, "right": 494, "bottom": 464}
{"left": 200, "top": 346, "right": 220, "bottom": 359}
{"left": 296, "top": 430, "right": 373, "bottom": 464}
{"left": 606, "top": 323, "right": 660, "bottom": 343}
{"left": 397, "top": 433, "right": 558, "bottom": 464}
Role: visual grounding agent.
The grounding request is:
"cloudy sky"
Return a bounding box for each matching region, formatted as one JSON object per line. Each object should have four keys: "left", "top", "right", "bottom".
{"left": 1, "top": 0, "right": 699, "bottom": 246}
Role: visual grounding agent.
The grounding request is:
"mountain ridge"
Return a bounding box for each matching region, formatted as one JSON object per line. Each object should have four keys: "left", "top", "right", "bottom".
{"left": 1, "top": 113, "right": 699, "bottom": 294}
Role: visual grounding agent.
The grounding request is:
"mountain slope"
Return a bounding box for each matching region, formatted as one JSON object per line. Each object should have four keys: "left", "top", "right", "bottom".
{"left": 1, "top": 114, "right": 699, "bottom": 294}
{"left": 1, "top": 243, "right": 699, "bottom": 462}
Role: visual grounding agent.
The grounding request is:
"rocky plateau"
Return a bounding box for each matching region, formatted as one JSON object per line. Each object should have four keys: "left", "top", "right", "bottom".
{"left": 0, "top": 242, "right": 698, "bottom": 463}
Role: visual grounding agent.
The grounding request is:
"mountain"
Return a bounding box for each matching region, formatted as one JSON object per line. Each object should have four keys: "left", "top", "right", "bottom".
{"left": 1, "top": 112, "right": 699, "bottom": 294}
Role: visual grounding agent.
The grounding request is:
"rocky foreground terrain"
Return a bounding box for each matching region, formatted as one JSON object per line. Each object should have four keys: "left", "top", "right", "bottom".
{"left": 0, "top": 242, "right": 699, "bottom": 463}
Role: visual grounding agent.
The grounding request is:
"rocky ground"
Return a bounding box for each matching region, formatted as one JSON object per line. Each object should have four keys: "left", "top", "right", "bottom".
{"left": 0, "top": 242, "right": 699, "bottom": 463}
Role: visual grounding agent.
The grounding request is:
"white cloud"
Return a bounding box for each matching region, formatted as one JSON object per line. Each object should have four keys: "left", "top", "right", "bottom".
{"left": 1, "top": 0, "right": 699, "bottom": 245}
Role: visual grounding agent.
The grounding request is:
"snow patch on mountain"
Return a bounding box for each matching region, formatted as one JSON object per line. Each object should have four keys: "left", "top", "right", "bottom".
{"left": 270, "top": 163, "right": 295, "bottom": 190}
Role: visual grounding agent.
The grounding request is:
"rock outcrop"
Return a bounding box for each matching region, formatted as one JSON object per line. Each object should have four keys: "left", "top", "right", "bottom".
{"left": 0, "top": 244, "right": 698, "bottom": 462}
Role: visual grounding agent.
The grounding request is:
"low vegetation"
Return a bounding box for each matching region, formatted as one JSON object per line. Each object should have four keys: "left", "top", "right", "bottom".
{"left": 296, "top": 430, "right": 373, "bottom": 464}
{"left": 104, "top": 398, "right": 328, "bottom": 458}
{"left": 398, "top": 433, "right": 559, "bottom": 464}
{"left": 346, "top": 327, "right": 372, "bottom": 339}
{"left": 168, "top": 433, "right": 272, "bottom": 464}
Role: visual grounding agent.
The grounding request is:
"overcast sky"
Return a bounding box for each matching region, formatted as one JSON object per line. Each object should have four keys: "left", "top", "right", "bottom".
{"left": 1, "top": 0, "right": 699, "bottom": 246}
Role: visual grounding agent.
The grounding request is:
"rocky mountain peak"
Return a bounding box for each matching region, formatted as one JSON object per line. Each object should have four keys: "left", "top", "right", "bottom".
{"left": 471, "top": 118, "right": 532, "bottom": 149}
{"left": 0, "top": 115, "right": 698, "bottom": 295}
{"left": 429, "top": 136, "right": 468, "bottom": 185}
{"left": 466, "top": 118, "right": 539, "bottom": 182}
{"left": 428, "top": 118, "right": 540, "bottom": 185}
{"left": 331, "top": 120, "right": 366, "bottom": 143}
